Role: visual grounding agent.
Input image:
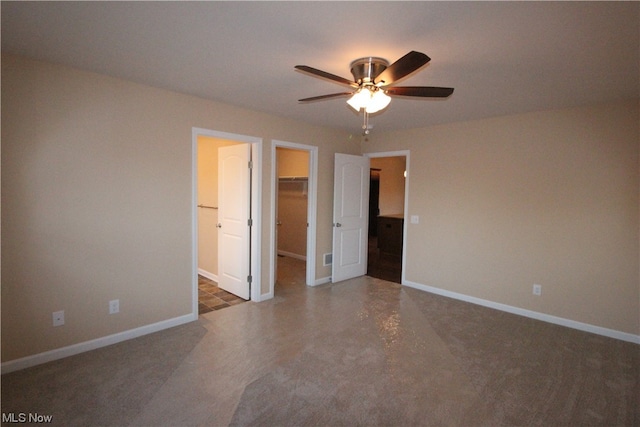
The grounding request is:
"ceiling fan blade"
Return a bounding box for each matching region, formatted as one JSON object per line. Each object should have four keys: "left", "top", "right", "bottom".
{"left": 385, "top": 86, "right": 454, "bottom": 98}
{"left": 295, "top": 65, "right": 356, "bottom": 87}
{"left": 375, "top": 51, "right": 431, "bottom": 86}
{"left": 298, "top": 92, "right": 353, "bottom": 102}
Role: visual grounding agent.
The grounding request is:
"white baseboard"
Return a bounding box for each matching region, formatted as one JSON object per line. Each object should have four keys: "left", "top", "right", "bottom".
{"left": 256, "top": 289, "right": 274, "bottom": 302}
{"left": 1, "top": 313, "right": 197, "bottom": 374}
{"left": 277, "top": 250, "right": 306, "bottom": 261}
{"left": 313, "top": 276, "right": 332, "bottom": 286}
{"left": 197, "top": 268, "right": 218, "bottom": 282}
{"left": 403, "top": 280, "right": 640, "bottom": 345}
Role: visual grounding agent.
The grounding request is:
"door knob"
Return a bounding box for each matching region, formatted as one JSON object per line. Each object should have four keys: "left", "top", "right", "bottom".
{"left": 216, "top": 223, "right": 222, "bottom": 228}
{"left": 334, "top": 222, "right": 342, "bottom": 227}
{"left": 277, "top": 221, "right": 282, "bottom": 226}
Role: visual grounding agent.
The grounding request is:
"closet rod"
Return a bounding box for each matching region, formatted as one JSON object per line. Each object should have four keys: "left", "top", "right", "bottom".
{"left": 197, "top": 204, "right": 218, "bottom": 209}
{"left": 278, "top": 176, "right": 308, "bottom": 181}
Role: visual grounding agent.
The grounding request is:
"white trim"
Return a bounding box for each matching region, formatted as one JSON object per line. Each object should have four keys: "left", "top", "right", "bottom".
{"left": 191, "top": 129, "right": 200, "bottom": 318}
{"left": 197, "top": 268, "right": 218, "bottom": 282}
{"left": 1, "top": 314, "right": 195, "bottom": 374}
{"left": 277, "top": 250, "right": 307, "bottom": 261}
{"left": 270, "top": 140, "right": 319, "bottom": 298}
{"left": 364, "top": 150, "right": 410, "bottom": 284}
{"left": 191, "top": 128, "right": 263, "bottom": 307}
{"left": 403, "top": 279, "right": 640, "bottom": 345}
{"left": 314, "top": 276, "right": 332, "bottom": 286}
{"left": 251, "top": 142, "right": 263, "bottom": 302}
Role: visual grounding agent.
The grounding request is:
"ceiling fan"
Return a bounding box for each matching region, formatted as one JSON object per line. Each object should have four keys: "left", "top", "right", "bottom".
{"left": 295, "top": 51, "right": 454, "bottom": 134}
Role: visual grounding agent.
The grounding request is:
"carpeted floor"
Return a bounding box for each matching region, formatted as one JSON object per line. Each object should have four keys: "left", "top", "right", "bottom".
{"left": 2, "top": 267, "right": 638, "bottom": 426}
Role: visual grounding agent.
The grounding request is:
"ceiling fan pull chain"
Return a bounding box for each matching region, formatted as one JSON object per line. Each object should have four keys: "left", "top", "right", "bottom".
{"left": 362, "top": 112, "right": 370, "bottom": 136}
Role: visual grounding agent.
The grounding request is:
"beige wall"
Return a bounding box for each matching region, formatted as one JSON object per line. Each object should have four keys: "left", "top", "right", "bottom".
{"left": 277, "top": 147, "right": 309, "bottom": 177}
{"left": 371, "top": 156, "right": 406, "bottom": 215}
{"left": 277, "top": 148, "right": 309, "bottom": 258}
{"left": 1, "top": 54, "right": 357, "bottom": 362}
{"left": 3, "top": 53, "right": 637, "bottom": 364}
{"left": 364, "top": 101, "right": 640, "bottom": 335}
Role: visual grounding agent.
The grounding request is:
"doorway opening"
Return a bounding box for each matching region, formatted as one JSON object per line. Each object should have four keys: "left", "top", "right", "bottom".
{"left": 366, "top": 153, "right": 408, "bottom": 284}
{"left": 270, "top": 140, "right": 318, "bottom": 298}
{"left": 192, "top": 128, "right": 263, "bottom": 318}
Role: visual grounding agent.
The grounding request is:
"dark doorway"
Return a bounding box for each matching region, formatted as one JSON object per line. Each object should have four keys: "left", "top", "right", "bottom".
{"left": 367, "top": 165, "right": 402, "bottom": 283}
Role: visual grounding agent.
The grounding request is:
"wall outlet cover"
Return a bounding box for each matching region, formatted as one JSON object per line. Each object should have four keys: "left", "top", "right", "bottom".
{"left": 53, "top": 310, "right": 65, "bottom": 327}
{"left": 109, "top": 299, "right": 120, "bottom": 314}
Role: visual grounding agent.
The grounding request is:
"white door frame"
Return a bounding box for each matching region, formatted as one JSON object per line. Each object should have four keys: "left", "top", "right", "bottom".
{"left": 365, "top": 150, "right": 410, "bottom": 285}
{"left": 269, "top": 140, "right": 318, "bottom": 298}
{"left": 192, "top": 127, "right": 263, "bottom": 317}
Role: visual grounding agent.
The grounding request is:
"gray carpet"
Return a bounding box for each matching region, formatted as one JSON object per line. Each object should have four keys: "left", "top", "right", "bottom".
{"left": 2, "top": 270, "right": 639, "bottom": 426}
{"left": 413, "top": 292, "right": 640, "bottom": 426}
{"left": 230, "top": 282, "right": 478, "bottom": 426}
{"left": 1, "top": 321, "right": 207, "bottom": 426}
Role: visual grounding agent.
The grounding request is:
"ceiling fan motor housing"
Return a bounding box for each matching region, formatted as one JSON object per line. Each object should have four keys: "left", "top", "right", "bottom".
{"left": 350, "top": 57, "right": 389, "bottom": 84}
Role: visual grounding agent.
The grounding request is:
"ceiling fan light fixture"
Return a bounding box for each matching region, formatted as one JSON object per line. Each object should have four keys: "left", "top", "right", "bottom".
{"left": 347, "top": 87, "right": 391, "bottom": 113}
{"left": 346, "top": 88, "right": 372, "bottom": 111}
{"left": 365, "top": 90, "right": 391, "bottom": 114}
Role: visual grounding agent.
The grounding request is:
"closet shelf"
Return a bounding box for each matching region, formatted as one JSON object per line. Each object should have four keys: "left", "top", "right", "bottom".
{"left": 278, "top": 176, "right": 308, "bottom": 197}
{"left": 278, "top": 176, "right": 308, "bottom": 181}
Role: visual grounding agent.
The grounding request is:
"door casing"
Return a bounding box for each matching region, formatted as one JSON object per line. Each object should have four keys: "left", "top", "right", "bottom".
{"left": 269, "top": 140, "right": 318, "bottom": 298}
{"left": 192, "top": 128, "right": 263, "bottom": 318}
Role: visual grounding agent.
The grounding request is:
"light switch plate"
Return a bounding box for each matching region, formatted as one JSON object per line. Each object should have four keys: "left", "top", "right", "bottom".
{"left": 410, "top": 215, "right": 419, "bottom": 224}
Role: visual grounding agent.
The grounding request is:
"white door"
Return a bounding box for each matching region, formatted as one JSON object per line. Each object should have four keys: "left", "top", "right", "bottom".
{"left": 332, "top": 153, "right": 370, "bottom": 282}
{"left": 218, "top": 144, "right": 251, "bottom": 300}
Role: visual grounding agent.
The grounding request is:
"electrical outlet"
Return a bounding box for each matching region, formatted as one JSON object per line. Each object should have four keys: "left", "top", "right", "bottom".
{"left": 533, "top": 284, "right": 542, "bottom": 296}
{"left": 109, "top": 299, "right": 119, "bottom": 314}
{"left": 52, "top": 310, "right": 65, "bottom": 327}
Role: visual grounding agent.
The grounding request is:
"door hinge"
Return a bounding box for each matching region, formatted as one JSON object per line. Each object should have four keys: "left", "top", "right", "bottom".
{"left": 248, "top": 161, "right": 253, "bottom": 169}
{"left": 248, "top": 218, "right": 253, "bottom": 226}
{"left": 247, "top": 275, "right": 253, "bottom": 283}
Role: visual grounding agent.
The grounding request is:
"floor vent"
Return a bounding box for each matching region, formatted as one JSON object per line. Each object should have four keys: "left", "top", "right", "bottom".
{"left": 323, "top": 253, "right": 332, "bottom": 266}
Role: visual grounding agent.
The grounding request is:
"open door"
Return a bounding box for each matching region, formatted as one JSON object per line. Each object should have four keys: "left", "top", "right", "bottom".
{"left": 332, "top": 153, "right": 370, "bottom": 282}
{"left": 218, "top": 144, "right": 251, "bottom": 300}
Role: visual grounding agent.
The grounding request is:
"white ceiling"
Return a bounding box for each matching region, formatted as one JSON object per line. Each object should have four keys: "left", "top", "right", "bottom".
{"left": 2, "top": 1, "right": 638, "bottom": 134}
